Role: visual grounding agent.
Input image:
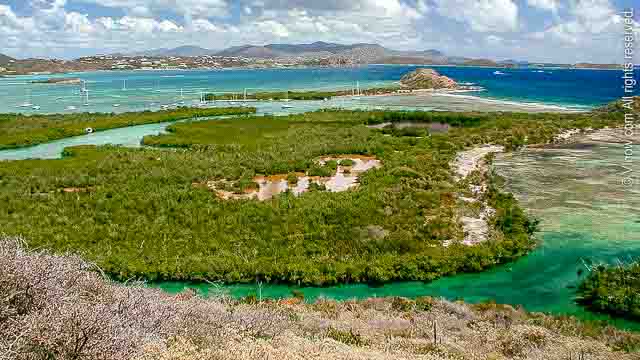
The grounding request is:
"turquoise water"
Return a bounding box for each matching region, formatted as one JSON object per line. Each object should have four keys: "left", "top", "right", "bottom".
{"left": 1, "top": 66, "right": 636, "bottom": 115}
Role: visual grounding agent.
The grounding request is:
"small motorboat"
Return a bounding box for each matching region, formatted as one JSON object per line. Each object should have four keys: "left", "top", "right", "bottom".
{"left": 65, "top": 106, "right": 77, "bottom": 111}
{"left": 113, "top": 104, "right": 120, "bottom": 107}
{"left": 32, "top": 105, "right": 41, "bottom": 110}
{"left": 281, "top": 104, "right": 294, "bottom": 109}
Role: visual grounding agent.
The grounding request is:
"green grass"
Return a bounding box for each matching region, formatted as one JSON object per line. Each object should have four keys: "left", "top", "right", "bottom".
{"left": 0, "top": 108, "right": 625, "bottom": 285}
{"left": 0, "top": 106, "right": 256, "bottom": 150}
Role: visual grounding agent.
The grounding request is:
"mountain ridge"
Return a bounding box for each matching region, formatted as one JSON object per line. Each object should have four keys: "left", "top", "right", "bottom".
{"left": 0, "top": 53, "right": 15, "bottom": 66}
{"left": 128, "top": 42, "right": 454, "bottom": 65}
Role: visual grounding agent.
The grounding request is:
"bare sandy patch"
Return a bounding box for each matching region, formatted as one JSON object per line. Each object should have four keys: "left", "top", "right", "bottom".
{"left": 205, "top": 156, "right": 382, "bottom": 201}
{"left": 451, "top": 145, "right": 504, "bottom": 246}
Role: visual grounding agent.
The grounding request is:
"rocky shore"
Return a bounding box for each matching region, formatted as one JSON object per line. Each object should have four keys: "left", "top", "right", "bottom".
{"left": 399, "top": 68, "right": 458, "bottom": 90}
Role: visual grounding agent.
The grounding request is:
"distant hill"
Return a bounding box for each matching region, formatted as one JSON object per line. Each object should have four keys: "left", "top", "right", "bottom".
{"left": 108, "top": 42, "right": 564, "bottom": 68}
{"left": 0, "top": 53, "right": 15, "bottom": 66}
{"left": 129, "top": 46, "right": 213, "bottom": 57}
{"left": 213, "top": 41, "right": 454, "bottom": 65}
{"left": 498, "top": 59, "right": 530, "bottom": 66}
{"left": 214, "top": 41, "right": 371, "bottom": 58}
{"left": 463, "top": 59, "right": 499, "bottom": 67}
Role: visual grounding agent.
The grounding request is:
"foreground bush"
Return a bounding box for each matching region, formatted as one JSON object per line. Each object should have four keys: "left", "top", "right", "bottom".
{"left": 1, "top": 237, "right": 638, "bottom": 359}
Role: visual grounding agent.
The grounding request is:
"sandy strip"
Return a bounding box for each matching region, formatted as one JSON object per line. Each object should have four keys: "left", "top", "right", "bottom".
{"left": 451, "top": 145, "right": 504, "bottom": 246}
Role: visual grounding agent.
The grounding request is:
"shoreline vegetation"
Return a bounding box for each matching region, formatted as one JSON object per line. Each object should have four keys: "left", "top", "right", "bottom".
{"left": 0, "top": 106, "right": 256, "bottom": 150}
{"left": 0, "top": 102, "right": 628, "bottom": 286}
{"left": 203, "top": 68, "right": 475, "bottom": 102}
{"left": 3, "top": 238, "right": 639, "bottom": 359}
{"left": 577, "top": 262, "right": 640, "bottom": 321}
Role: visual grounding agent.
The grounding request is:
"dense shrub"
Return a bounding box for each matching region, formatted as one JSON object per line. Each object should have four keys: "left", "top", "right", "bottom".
{"left": 576, "top": 262, "right": 640, "bottom": 320}
{"left": 0, "top": 108, "right": 623, "bottom": 285}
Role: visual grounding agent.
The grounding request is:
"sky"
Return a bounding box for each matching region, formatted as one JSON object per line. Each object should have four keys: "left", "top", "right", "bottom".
{"left": 0, "top": 0, "right": 638, "bottom": 63}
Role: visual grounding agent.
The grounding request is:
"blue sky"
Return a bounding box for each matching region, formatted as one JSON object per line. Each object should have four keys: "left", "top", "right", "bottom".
{"left": 0, "top": 0, "right": 638, "bottom": 63}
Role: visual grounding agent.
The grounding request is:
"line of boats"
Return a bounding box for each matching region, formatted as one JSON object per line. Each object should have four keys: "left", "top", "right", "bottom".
{"left": 16, "top": 79, "right": 371, "bottom": 112}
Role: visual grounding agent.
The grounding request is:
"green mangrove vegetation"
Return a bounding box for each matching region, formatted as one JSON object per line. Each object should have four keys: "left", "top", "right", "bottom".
{"left": 577, "top": 262, "right": 640, "bottom": 321}
{"left": 0, "top": 107, "right": 626, "bottom": 286}
{"left": 0, "top": 106, "right": 256, "bottom": 150}
{"left": 204, "top": 87, "right": 399, "bottom": 101}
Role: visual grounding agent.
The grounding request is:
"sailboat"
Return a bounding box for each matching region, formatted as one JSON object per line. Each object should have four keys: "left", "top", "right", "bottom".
{"left": 178, "top": 88, "right": 185, "bottom": 105}
{"left": 281, "top": 91, "right": 293, "bottom": 108}
{"left": 122, "top": 79, "right": 127, "bottom": 91}
{"left": 81, "top": 81, "right": 90, "bottom": 106}
{"left": 352, "top": 81, "right": 361, "bottom": 100}
{"left": 19, "top": 90, "right": 33, "bottom": 108}
{"left": 242, "top": 88, "right": 249, "bottom": 106}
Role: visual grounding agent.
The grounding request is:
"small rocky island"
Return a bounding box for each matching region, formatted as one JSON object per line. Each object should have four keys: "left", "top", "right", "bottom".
{"left": 399, "top": 68, "right": 458, "bottom": 90}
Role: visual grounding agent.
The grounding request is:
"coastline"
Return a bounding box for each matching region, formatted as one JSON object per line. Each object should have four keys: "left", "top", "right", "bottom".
{"left": 4, "top": 63, "right": 624, "bottom": 77}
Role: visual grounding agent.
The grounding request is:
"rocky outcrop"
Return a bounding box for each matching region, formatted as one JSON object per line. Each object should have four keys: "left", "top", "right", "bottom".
{"left": 399, "top": 68, "right": 458, "bottom": 89}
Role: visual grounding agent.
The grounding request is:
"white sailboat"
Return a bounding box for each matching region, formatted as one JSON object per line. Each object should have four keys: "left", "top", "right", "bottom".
{"left": 19, "top": 90, "right": 33, "bottom": 108}
{"left": 178, "top": 88, "right": 185, "bottom": 105}
{"left": 81, "top": 81, "right": 90, "bottom": 106}
{"left": 281, "top": 91, "right": 293, "bottom": 108}
{"left": 242, "top": 88, "right": 249, "bottom": 106}
{"left": 352, "top": 81, "right": 362, "bottom": 100}
{"left": 122, "top": 79, "right": 127, "bottom": 91}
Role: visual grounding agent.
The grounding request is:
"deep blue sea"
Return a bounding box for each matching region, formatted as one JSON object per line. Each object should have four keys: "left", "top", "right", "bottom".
{"left": 0, "top": 65, "right": 637, "bottom": 114}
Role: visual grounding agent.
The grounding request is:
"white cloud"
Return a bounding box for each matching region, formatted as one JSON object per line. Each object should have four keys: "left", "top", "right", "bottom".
{"left": 533, "top": 0, "right": 619, "bottom": 43}
{"left": 526, "top": 0, "right": 640, "bottom": 63}
{"left": 77, "top": 0, "right": 230, "bottom": 20}
{"left": 527, "top": 0, "right": 561, "bottom": 13}
{"left": 191, "top": 18, "right": 221, "bottom": 32}
{"left": 0, "top": 0, "right": 634, "bottom": 63}
{"left": 486, "top": 35, "right": 503, "bottom": 44}
{"left": 64, "top": 12, "right": 94, "bottom": 33}
{"left": 434, "top": 0, "right": 519, "bottom": 32}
